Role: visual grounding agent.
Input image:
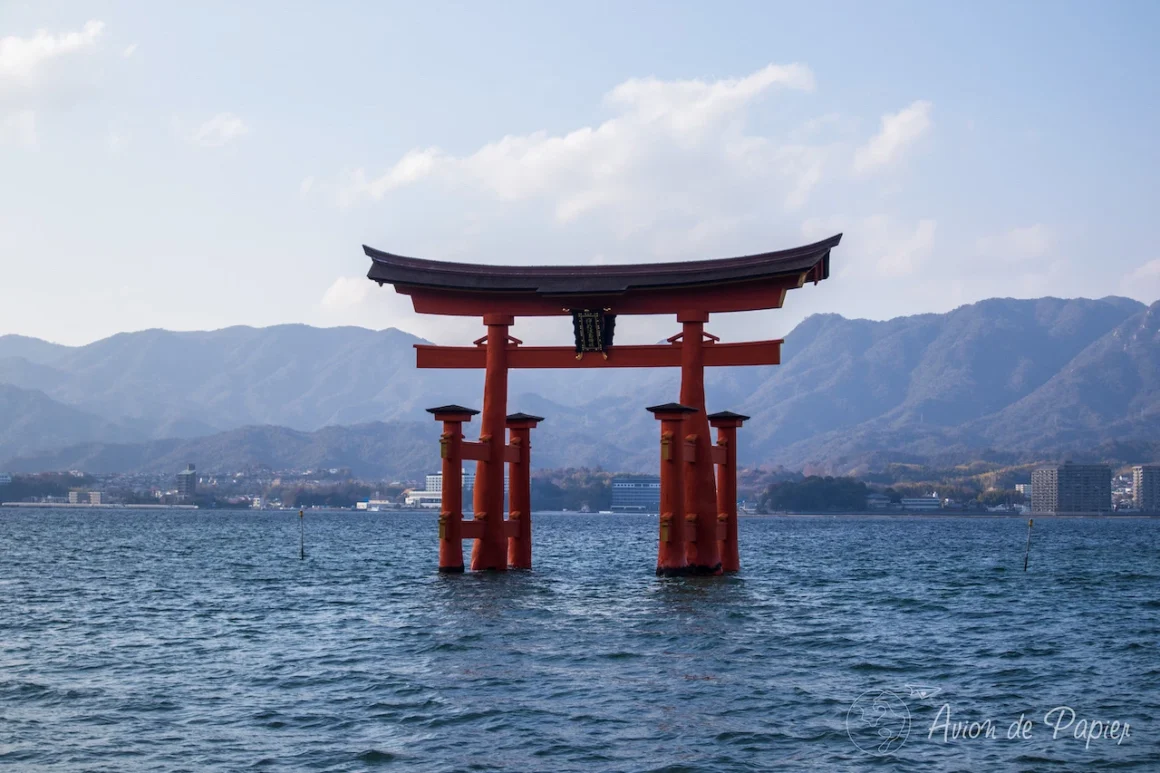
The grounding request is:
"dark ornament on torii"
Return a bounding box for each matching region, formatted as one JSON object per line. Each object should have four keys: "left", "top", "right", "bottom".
{"left": 365, "top": 234, "right": 840, "bottom": 575}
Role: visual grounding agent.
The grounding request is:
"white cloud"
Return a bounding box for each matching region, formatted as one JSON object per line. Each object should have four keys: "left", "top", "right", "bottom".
{"left": 338, "top": 63, "right": 822, "bottom": 225}
{"left": 299, "top": 176, "right": 315, "bottom": 197}
{"left": 872, "top": 217, "right": 936, "bottom": 276}
{"left": 321, "top": 276, "right": 375, "bottom": 310}
{"left": 320, "top": 274, "right": 488, "bottom": 344}
{"left": 0, "top": 21, "right": 108, "bottom": 151}
{"left": 188, "top": 113, "right": 250, "bottom": 147}
{"left": 603, "top": 63, "right": 815, "bottom": 141}
{"left": 652, "top": 214, "right": 744, "bottom": 256}
{"left": 348, "top": 147, "right": 442, "bottom": 201}
{"left": 0, "top": 20, "right": 104, "bottom": 83}
{"left": 803, "top": 214, "right": 936, "bottom": 277}
{"left": 976, "top": 224, "right": 1052, "bottom": 260}
{"left": 122, "top": 43, "right": 138, "bottom": 59}
{"left": 1120, "top": 259, "right": 1160, "bottom": 303}
{"left": 106, "top": 125, "right": 125, "bottom": 153}
{"left": 0, "top": 109, "right": 37, "bottom": 148}
{"left": 1129, "top": 259, "right": 1160, "bottom": 279}
{"left": 853, "top": 100, "right": 933, "bottom": 175}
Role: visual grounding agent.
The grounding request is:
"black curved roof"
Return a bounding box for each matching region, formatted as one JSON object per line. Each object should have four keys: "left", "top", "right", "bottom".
{"left": 364, "top": 234, "right": 840, "bottom": 295}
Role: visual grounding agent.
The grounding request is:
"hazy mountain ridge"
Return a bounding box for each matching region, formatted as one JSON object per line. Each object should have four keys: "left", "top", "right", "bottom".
{"left": 0, "top": 334, "right": 73, "bottom": 366}
{"left": 974, "top": 301, "right": 1160, "bottom": 447}
{"left": 0, "top": 325, "right": 471, "bottom": 432}
{"left": 2, "top": 296, "right": 1158, "bottom": 476}
{"left": 746, "top": 297, "right": 1157, "bottom": 469}
{"left": 4, "top": 421, "right": 436, "bottom": 481}
{"left": 0, "top": 384, "right": 147, "bottom": 459}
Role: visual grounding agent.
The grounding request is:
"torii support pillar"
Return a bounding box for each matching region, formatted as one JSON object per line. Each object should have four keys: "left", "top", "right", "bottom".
{"left": 506, "top": 412, "right": 543, "bottom": 570}
{"left": 709, "top": 411, "right": 749, "bottom": 573}
{"left": 471, "top": 314, "right": 513, "bottom": 571}
{"left": 648, "top": 403, "right": 697, "bottom": 576}
{"left": 427, "top": 404, "right": 479, "bottom": 573}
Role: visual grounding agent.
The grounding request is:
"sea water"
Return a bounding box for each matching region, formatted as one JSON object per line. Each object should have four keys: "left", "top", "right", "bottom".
{"left": 1, "top": 509, "right": 1156, "bottom": 771}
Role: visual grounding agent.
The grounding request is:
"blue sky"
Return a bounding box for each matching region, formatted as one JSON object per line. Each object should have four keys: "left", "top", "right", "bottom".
{"left": 2, "top": 1, "right": 1158, "bottom": 345}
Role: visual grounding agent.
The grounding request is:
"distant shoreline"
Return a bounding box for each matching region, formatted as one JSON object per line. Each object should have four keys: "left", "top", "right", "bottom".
{"left": 1, "top": 502, "right": 198, "bottom": 510}
{"left": 740, "top": 511, "right": 1159, "bottom": 519}
{"left": 4, "top": 505, "right": 1154, "bottom": 519}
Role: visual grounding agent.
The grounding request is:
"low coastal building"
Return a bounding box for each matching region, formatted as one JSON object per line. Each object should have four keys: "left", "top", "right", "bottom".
{"left": 356, "top": 499, "right": 396, "bottom": 511}
{"left": 403, "top": 470, "right": 480, "bottom": 508}
{"left": 424, "top": 471, "right": 476, "bottom": 497}
{"left": 403, "top": 491, "right": 443, "bottom": 508}
{"left": 67, "top": 490, "right": 102, "bottom": 505}
{"left": 865, "top": 492, "right": 891, "bottom": 509}
{"left": 611, "top": 476, "right": 661, "bottom": 512}
{"left": 900, "top": 496, "right": 941, "bottom": 511}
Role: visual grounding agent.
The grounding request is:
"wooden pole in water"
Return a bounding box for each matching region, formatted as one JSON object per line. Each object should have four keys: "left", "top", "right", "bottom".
{"left": 1023, "top": 518, "right": 1032, "bottom": 571}
{"left": 299, "top": 508, "right": 305, "bottom": 560}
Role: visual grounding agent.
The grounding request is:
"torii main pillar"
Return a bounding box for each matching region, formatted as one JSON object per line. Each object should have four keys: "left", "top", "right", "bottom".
{"left": 678, "top": 310, "right": 722, "bottom": 574}
{"left": 470, "top": 314, "right": 513, "bottom": 571}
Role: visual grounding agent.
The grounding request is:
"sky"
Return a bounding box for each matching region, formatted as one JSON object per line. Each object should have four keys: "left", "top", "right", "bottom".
{"left": 2, "top": 1, "right": 1159, "bottom": 347}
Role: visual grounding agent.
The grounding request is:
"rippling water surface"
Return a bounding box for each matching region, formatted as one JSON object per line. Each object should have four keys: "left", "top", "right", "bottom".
{"left": 1, "top": 509, "right": 1157, "bottom": 771}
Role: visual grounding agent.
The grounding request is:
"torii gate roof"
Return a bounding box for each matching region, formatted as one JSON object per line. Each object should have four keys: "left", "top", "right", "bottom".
{"left": 364, "top": 234, "right": 840, "bottom": 317}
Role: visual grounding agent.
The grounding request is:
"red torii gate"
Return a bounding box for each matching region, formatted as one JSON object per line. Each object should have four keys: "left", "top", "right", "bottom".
{"left": 364, "top": 234, "right": 840, "bottom": 575}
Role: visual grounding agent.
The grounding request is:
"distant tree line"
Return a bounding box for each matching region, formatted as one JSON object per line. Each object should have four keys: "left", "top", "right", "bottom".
{"left": 976, "top": 488, "right": 1026, "bottom": 506}
{"left": 0, "top": 466, "right": 1031, "bottom": 512}
{"left": 759, "top": 476, "right": 869, "bottom": 512}
{"left": 0, "top": 473, "right": 95, "bottom": 501}
{"left": 737, "top": 465, "right": 806, "bottom": 502}
{"left": 531, "top": 468, "right": 615, "bottom": 511}
{"left": 269, "top": 482, "right": 385, "bottom": 509}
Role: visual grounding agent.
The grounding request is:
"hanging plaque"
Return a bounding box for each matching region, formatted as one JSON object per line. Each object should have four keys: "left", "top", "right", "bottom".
{"left": 571, "top": 309, "right": 616, "bottom": 359}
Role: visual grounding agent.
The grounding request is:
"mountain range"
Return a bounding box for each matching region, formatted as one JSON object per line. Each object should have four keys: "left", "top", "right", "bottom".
{"left": 2, "top": 295, "right": 1158, "bottom": 478}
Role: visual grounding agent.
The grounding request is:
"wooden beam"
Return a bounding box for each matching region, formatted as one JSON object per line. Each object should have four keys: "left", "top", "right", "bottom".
{"left": 461, "top": 441, "right": 521, "bottom": 462}
{"left": 461, "top": 441, "right": 490, "bottom": 462}
{"left": 457, "top": 519, "right": 516, "bottom": 539}
{"left": 399, "top": 278, "right": 793, "bottom": 317}
{"left": 415, "top": 340, "right": 781, "bottom": 369}
{"left": 710, "top": 445, "right": 727, "bottom": 466}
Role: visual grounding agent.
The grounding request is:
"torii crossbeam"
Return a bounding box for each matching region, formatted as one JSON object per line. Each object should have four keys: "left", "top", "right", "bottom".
{"left": 365, "top": 234, "right": 840, "bottom": 575}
